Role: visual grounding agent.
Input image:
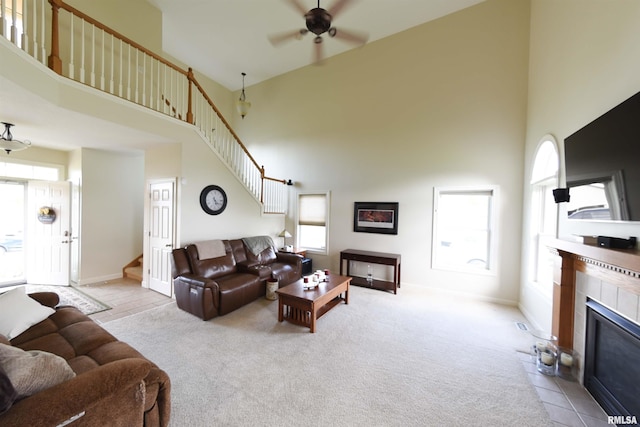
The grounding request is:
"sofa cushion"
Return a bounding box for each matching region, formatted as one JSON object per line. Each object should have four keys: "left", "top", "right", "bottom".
{"left": 0, "top": 364, "right": 17, "bottom": 414}
{"left": 0, "top": 288, "right": 55, "bottom": 340}
{"left": 245, "top": 245, "right": 278, "bottom": 265}
{"left": 216, "top": 273, "right": 263, "bottom": 315}
{"left": 0, "top": 343, "right": 75, "bottom": 399}
{"left": 186, "top": 241, "right": 237, "bottom": 279}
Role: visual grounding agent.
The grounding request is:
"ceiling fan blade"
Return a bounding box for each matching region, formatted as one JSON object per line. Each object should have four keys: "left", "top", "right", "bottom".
{"left": 327, "top": 0, "right": 357, "bottom": 19}
{"left": 284, "top": 0, "right": 308, "bottom": 16}
{"left": 331, "top": 28, "right": 369, "bottom": 45}
{"left": 268, "top": 29, "right": 307, "bottom": 46}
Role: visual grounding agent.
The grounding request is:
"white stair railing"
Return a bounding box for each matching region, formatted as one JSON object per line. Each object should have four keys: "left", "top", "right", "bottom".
{"left": 1, "top": 0, "right": 289, "bottom": 214}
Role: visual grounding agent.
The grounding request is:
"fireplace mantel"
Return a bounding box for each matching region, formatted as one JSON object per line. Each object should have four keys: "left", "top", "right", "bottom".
{"left": 548, "top": 239, "right": 640, "bottom": 348}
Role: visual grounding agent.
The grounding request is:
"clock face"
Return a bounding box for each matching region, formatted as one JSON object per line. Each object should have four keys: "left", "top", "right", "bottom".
{"left": 200, "top": 185, "right": 227, "bottom": 215}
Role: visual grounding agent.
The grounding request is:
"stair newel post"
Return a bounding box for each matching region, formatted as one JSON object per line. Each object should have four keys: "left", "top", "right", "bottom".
{"left": 48, "top": 0, "right": 63, "bottom": 74}
{"left": 260, "top": 165, "right": 265, "bottom": 204}
{"left": 186, "top": 68, "right": 194, "bottom": 124}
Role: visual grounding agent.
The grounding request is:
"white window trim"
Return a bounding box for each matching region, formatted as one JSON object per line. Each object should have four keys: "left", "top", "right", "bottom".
{"left": 431, "top": 185, "right": 499, "bottom": 276}
{"left": 527, "top": 135, "right": 559, "bottom": 295}
{"left": 296, "top": 191, "right": 330, "bottom": 255}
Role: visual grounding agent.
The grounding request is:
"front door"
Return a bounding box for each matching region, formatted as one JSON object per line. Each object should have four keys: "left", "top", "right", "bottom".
{"left": 148, "top": 180, "right": 175, "bottom": 297}
{"left": 26, "top": 180, "right": 71, "bottom": 285}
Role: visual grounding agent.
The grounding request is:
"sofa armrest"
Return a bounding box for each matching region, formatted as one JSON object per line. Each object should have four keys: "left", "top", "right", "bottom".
{"left": 0, "top": 359, "right": 151, "bottom": 427}
{"left": 236, "top": 259, "right": 259, "bottom": 270}
{"left": 276, "top": 252, "right": 303, "bottom": 266}
{"left": 238, "top": 263, "right": 271, "bottom": 279}
{"left": 173, "top": 274, "right": 220, "bottom": 320}
{"left": 175, "top": 273, "right": 219, "bottom": 290}
{"left": 27, "top": 292, "right": 60, "bottom": 308}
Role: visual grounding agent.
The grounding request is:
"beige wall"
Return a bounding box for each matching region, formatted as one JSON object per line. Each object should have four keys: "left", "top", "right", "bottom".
{"left": 520, "top": 0, "right": 640, "bottom": 330}
{"left": 66, "top": 0, "right": 163, "bottom": 54}
{"left": 79, "top": 148, "right": 144, "bottom": 283}
{"left": 235, "top": 0, "right": 530, "bottom": 304}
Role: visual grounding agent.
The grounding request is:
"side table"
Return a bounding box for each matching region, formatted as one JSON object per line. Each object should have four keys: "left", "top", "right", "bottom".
{"left": 339, "top": 249, "right": 401, "bottom": 294}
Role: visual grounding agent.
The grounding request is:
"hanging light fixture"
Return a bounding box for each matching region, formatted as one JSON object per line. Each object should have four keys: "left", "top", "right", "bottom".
{"left": 236, "top": 72, "right": 251, "bottom": 119}
{"left": 1, "top": 122, "right": 32, "bottom": 154}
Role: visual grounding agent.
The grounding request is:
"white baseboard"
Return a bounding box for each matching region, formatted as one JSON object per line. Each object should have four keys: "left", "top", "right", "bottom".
{"left": 76, "top": 273, "right": 123, "bottom": 286}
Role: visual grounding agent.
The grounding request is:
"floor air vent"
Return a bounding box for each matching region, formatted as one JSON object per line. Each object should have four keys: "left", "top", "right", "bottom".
{"left": 515, "top": 322, "right": 529, "bottom": 331}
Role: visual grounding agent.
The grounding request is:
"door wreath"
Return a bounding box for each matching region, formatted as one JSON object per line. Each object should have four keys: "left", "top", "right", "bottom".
{"left": 37, "top": 206, "right": 56, "bottom": 224}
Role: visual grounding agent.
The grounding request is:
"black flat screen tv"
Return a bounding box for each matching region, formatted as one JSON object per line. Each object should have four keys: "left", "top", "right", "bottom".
{"left": 564, "top": 91, "right": 640, "bottom": 221}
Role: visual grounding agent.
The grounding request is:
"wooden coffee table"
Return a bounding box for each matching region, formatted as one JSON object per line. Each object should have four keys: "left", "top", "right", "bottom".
{"left": 276, "top": 274, "right": 351, "bottom": 333}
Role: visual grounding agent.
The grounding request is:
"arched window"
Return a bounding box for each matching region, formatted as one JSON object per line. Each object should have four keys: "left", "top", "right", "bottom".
{"left": 528, "top": 137, "right": 559, "bottom": 288}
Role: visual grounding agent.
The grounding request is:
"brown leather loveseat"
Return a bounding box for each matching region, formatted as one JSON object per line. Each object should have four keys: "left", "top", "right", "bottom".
{"left": 0, "top": 291, "right": 170, "bottom": 427}
{"left": 171, "top": 236, "right": 302, "bottom": 320}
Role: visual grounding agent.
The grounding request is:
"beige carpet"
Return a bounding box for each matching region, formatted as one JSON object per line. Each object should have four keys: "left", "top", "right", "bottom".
{"left": 103, "top": 283, "right": 551, "bottom": 427}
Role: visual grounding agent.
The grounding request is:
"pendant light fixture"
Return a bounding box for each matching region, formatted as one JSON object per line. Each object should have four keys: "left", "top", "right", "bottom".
{"left": 236, "top": 72, "right": 251, "bottom": 119}
{"left": 1, "top": 122, "right": 32, "bottom": 154}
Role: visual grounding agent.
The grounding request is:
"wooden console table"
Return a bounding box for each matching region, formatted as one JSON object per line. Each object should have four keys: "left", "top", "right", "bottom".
{"left": 339, "top": 249, "right": 401, "bottom": 294}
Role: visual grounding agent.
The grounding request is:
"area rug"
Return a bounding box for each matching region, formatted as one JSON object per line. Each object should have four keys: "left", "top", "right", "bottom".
{"left": 103, "top": 283, "right": 552, "bottom": 427}
{"left": 25, "top": 285, "right": 110, "bottom": 315}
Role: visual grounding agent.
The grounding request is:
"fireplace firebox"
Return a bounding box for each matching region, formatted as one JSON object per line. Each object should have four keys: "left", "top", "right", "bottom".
{"left": 585, "top": 298, "right": 640, "bottom": 418}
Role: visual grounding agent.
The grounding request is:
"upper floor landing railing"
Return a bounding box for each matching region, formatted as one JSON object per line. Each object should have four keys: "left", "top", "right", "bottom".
{"left": 0, "top": 0, "right": 288, "bottom": 214}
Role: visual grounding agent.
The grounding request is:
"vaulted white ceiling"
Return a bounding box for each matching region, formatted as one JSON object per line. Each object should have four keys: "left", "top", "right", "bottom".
{"left": 0, "top": 0, "right": 485, "bottom": 153}
{"left": 148, "top": 0, "right": 485, "bottom": 91}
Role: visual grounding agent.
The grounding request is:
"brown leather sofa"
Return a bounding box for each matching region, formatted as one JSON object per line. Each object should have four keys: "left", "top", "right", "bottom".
{"left": 0, "top": 292, "right": 170, "bottom": 427}
{"left": 171, "top": 237, "right": 302, "bottom": 320}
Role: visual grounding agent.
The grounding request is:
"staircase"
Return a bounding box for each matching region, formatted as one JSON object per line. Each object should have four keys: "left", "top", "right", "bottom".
{"left": 123, "top": 255, "right": 143, "bottom": 282}
{"left": 0, "top": 0, "right": 288, "bottom": 214}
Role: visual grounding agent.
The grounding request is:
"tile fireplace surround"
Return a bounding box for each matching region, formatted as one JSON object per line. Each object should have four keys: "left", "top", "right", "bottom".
{"left": 549, "top": 239, "right": 640, "bottom": 384}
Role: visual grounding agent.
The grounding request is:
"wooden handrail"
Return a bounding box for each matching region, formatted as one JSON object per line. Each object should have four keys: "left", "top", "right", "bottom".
{"left": 39, "top": 0, "right": 288, "bottom": 212}
{"left": 189, "top": 74, "right": 261, "bottom": 171}
{"left": 49, "top": 0, "right": 189, "bottom": 77}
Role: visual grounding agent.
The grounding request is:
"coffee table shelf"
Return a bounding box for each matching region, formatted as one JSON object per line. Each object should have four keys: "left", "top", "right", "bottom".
{"left": 349, "top": 276, "right": 397, "bottom": 293}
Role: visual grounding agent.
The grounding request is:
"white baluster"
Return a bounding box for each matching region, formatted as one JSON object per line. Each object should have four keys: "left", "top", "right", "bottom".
{"left": 134, "top": 49, "right": 138, "bottom": 104}
{"left": 90, "top": 24, "right": 95, "bottom": 87}
{"left": 79, "top": 19, "right": 85, "bottom": 83}
{"left": 21, "top": 0, "right": 28, "bottom": 52}
{"left": 126, "top": 44, "right": 131, "bottom": 100}
{"left": 10, "top": 0, "right": 17, "bottom": 44}
{"left": 109, "top": 33, "right": 114, "bottom": 93}
{"left": 100, "top": 28, "right": 105, "bottom": 90}
{"left": 68, "top": 13, "right": 74, "bottom": 79}
{"left": 38, "top": 0, "right": 43, "bottom": 62}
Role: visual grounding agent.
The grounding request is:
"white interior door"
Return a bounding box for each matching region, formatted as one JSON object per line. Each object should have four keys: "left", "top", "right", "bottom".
{"left": 148, "top": 180, "right": 175, "bottom": 297}
{"left": 26, "top": 180, "right": 71, "bottom": 285}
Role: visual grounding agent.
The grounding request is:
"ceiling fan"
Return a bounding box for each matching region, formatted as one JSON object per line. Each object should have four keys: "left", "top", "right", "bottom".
{"left": 268, "top": 0, "right": 369, "bottom": 63}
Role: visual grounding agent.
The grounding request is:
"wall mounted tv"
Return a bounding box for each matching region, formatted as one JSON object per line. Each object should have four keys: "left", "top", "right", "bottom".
{"left": 564, "top": 91, "right": 640, "bottom": 221}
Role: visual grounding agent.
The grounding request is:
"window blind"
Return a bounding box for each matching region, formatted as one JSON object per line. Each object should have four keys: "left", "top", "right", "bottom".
{"left": 298, "top": 194, "right": 326, "bottom": 226}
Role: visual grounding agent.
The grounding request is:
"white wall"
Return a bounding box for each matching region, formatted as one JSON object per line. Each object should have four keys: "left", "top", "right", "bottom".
{"left": 520, "top": 0, "right": 640, "bottom": 330}
{"left": 233, "top": 0, "right": 530, "bottom": 304}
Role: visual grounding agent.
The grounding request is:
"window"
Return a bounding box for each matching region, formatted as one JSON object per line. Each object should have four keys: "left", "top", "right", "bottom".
{"left": 0, "top": 160, "right": 62, "bottom": 181}
{"left": 432, "top": 187, "right": 497, "bottom": 273}
{"left": 297, "top": 192, "right": 329, "bottom": 254}
{"left": 528, "top": 137, "right": 558, "bottom": 287}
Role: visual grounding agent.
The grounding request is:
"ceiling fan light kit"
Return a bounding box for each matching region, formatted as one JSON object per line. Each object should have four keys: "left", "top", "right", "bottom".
{"left": 269, "top": 0, "right": 369, "bottom": 63}
{"left": 1, "top": 122, "right": 32, "bottom": 154}
{"left": 236, "top": 72, "right": 251, "bottom": 119}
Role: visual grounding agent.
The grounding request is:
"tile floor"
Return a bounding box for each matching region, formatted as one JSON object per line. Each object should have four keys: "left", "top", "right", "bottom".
{"left": 517, "top": 352, "right": 611, "bottom": 427}
{"left": 78, "top": 278, "right": 173, "bottom": 324}
{"left": 77, "top": 279, "right": 613, "bottom": 426}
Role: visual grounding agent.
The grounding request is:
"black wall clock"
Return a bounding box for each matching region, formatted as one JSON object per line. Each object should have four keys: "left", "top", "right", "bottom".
{"left": 200, "top": 185, "right": 227, "bottom": 215}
